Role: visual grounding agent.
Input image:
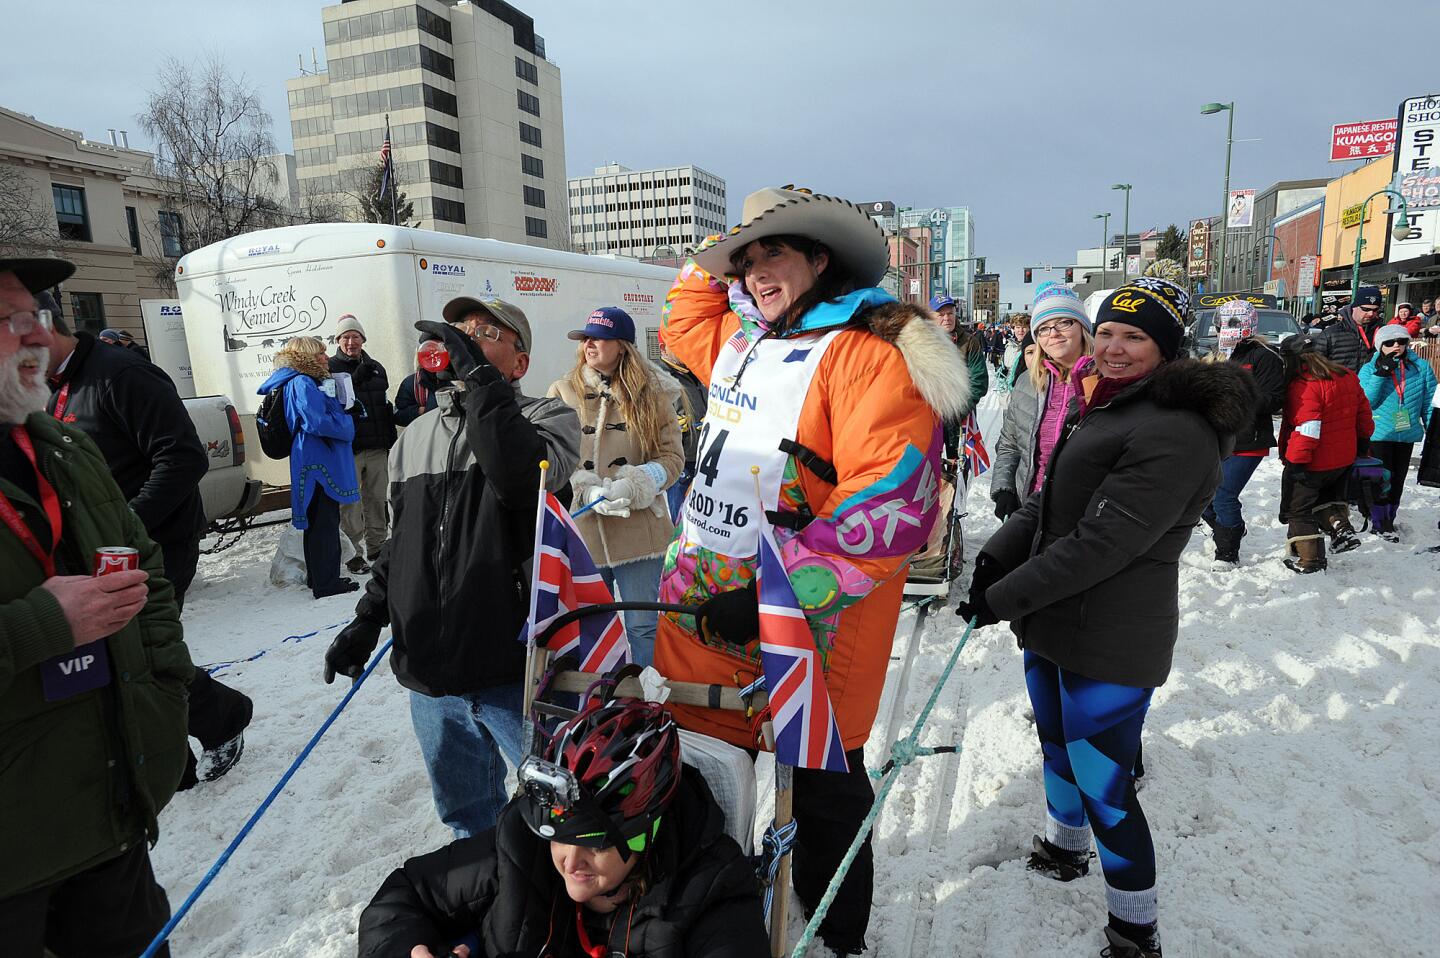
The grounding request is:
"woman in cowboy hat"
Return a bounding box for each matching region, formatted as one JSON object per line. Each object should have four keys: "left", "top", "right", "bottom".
{"left": 653, "top": 186, "right": 969, "bottom": 955}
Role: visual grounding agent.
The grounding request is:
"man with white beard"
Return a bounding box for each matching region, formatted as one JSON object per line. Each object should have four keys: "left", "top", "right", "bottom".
{"left": 0, "top": 257, "right": 193, "bottom": 956}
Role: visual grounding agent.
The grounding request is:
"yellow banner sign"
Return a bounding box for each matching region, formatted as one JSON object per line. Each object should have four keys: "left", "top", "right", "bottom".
{"left": 1341, "top": 202, "right": 1369, "bottom": 229}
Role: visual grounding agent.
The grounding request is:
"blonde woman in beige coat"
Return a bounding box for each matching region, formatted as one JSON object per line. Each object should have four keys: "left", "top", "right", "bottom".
{"left": 548, "top": 307, "right": 684, "bottom": 665}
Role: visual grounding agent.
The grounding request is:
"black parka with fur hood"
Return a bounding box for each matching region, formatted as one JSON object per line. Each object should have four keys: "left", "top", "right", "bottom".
{"left": 982, "top": 360, "right": 1259, "bottom": 687}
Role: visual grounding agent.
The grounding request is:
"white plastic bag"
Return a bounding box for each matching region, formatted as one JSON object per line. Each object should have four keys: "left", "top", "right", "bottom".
{"left": 269, "top": 523, "right": 357, "bottom": 587}
{"left": 678, "top": 729, "right": 757, "bottom": 855}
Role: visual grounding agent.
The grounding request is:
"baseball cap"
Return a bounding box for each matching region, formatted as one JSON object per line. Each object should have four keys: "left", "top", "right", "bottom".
{"left": 929, "top": 294, "right": 957, "bottom": 312}
{"left": 567, "top": 306, "right": 636, "bottom": 343}
{"left": 0, "top": 256, "right": 75, "bottom": 294}
{"left": 441, "top": 295, "right": 531, "bottom": 352}
{"left": 98, "top": 328, "right": 133, "bottom": 343}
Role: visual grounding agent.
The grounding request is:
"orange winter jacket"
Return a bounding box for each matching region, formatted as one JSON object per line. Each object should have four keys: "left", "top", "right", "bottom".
{"left": 654, "top": 262, "right": 969, "bottom": 751}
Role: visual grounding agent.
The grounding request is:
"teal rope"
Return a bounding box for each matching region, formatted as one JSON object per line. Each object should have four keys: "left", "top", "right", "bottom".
{"left": 789, "top": 616, "right": 977, "bottom": 958}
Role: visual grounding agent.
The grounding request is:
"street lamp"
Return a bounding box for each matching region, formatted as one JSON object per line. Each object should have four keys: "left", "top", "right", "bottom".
{"left": 1111, "top": 184, "right": 1132, "bottom": 283}
{"left": 1093, "top": 212, "right": 1111, "bottom": 288}
{"left": 1201, "top": 101, "right": 1235, "bottom": 293}
{"left": 1351, "top": 188, "right": 1412, "bottom": 301}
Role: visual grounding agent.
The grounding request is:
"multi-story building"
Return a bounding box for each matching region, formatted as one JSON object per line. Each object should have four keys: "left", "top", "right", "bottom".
{"left": 1, "top": 106, "right": 185, "bottom": 340}
{"left": 973, "top": 272, "right": 1000, "bottom": 324}
{"left": 287, "top": 0, "right": 569, "bottom": 247}
{"left": 862, "top": 202, "right": 977, "bottom": 310}
{"left": 567, "top": 163, "right": 727, "bottom": 258}
{"left": 1228, "top": 178, "right": 1329, "bottom": 293}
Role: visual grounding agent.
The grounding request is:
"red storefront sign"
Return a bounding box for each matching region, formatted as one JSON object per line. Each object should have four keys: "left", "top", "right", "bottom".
{"left": 1329, "top": 118, "right": 1398, "bottom": 162}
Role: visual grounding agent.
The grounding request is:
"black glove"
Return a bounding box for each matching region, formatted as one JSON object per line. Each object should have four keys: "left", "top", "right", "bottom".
{"left": 993, "top": 490, "right": 1020, "bottom": 522}
{"left": 1373, "top": 352, "right": 1398, "bottom": 376}
{"left": 694, "top": 585, "right": 759, "bottom": 645}
{"left": 324, "top": 617, "right": 382, "bottom": 684}
{"left": 413, "top": 320, "right": 499, "bottom": 386}
{"left": 956, "top": 553, "right": 1005, "bottom": 628}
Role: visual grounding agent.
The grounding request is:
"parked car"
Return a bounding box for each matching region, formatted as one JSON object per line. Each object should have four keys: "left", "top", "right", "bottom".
{"left": 185, "top": 395, "right": 263, "bottom": 526}
{"left": 1185, "top": 308, "right": 1301, "bottom": 357}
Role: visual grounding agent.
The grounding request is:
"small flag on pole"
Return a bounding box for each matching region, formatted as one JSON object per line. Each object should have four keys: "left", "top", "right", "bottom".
{"left": 757, "top": 525, "right": 848, "bottom": 772}
{"left": 523, "top": 491, "right": 630, "bottom": 674}
{"left": 962, "top": 411, "right": 990, "bottom": 477}
{"left": 378, "top": 116, "right": 395, "bottom": 223}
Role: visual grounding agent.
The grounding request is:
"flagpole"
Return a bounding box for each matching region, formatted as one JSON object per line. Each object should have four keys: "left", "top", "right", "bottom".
{"left": 754, "top": 465, "right": 796, "bottom": 958}
{"left": 521, "top": 459, "right": 550, "bottom": 759}
{"left": 386, "top": 113, "right": 397, "bottom": 226}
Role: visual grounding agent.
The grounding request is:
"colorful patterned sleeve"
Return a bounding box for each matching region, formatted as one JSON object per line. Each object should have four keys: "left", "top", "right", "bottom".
{"left": 659, "top": 257, "right": 734, "bottom": 389}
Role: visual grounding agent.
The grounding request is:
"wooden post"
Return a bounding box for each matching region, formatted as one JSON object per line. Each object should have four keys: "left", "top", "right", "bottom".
{"left": 520, "top": 460, "right": 550, "bottom": 758}
{"left": 768, "top": 720, "right": 795, "bottom": 958}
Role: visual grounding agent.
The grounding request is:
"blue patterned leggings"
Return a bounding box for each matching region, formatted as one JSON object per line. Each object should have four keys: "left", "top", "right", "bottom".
{"left": 1024, "top": 651, "right": 1157, "bottom": 925}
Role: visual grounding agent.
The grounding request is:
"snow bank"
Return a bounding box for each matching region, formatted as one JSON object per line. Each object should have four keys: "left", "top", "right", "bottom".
{"left": 154, "top": 406, "right": 1440, "bottom": 955}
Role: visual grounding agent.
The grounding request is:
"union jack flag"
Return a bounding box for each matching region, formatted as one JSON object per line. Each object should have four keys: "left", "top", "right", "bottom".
{"left": 757, "top": 525, "right": 848, "bottom": 772}
{"left": 523, "top": 491, "right": 629, "bottom": 674}
{"left": 962, "top": 411, "right": 990, "bottom": 478}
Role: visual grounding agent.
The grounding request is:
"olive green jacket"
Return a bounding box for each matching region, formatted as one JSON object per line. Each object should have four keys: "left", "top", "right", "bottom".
{"left": 0, "top": 412, "right": 193, "bottom": 897}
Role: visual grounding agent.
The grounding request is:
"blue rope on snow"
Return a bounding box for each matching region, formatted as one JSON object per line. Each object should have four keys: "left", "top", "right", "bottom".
{"left": 201, "top": 621, "right": 348, "bottom": 676}
{"left": 758, "top": 819, "right": 799, "bottom": 922}
{"left": 139, "top": 636, "right": 395, "bottom": 958}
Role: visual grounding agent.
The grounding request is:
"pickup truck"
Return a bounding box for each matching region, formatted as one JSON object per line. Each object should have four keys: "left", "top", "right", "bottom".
{"left": 185, "top": 395, "right": 263, "bottom": 526}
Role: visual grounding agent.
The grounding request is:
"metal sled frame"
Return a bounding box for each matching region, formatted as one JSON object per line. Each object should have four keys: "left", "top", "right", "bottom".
{"left": 902, "top": 462, "right": 969, "bottom": 597}
{"left": 522, "top": 602, "right": 795, "bottom": 958}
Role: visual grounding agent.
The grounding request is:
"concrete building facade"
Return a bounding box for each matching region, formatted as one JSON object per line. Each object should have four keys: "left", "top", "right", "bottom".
{"left": 287, "top": 0, "right": 570, "bottom": 247}
{"left": 566, "top": 163, "right": 727, "bottom": 258}
{"left": 0, "top": 106, "right": 183, "bottom": 341}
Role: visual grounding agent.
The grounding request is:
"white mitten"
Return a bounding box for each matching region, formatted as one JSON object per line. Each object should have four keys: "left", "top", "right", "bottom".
{"left": 570, "top": 469, "right": 603, "bottom": 504}
{"left": 611, "top": 463, "right": 664, "bottom": 511}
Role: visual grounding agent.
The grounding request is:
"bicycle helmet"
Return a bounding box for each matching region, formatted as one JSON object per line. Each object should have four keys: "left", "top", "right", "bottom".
{"left": 519, "top": 699, "right": 681, "bottom": 860}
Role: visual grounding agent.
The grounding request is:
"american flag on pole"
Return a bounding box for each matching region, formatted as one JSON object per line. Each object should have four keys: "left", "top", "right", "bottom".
{"left": 962, "top": 411, "right": 990, "bottom": 477}
{"left": 523, "top": 491, "right": 630, "bottom": 674}
{"left": 377, "top": 116, "right": 395, "bottom": 216}
{"left": 757, "top": 525, "right": 848, "bottom": 772}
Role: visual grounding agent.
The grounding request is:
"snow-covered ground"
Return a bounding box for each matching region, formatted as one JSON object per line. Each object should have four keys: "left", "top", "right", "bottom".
{"left": 154, "top": 391, "right": 1440, "bottom": 956}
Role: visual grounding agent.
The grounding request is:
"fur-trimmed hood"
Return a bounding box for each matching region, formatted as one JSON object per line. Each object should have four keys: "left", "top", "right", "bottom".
{"left": 856, "top": 302, "right": 972, "bottom": 422}
{"left": 1146, "top": 358, "right": 1259, "bottom": 437}
{"left": 274, "top": 349, "right": 331, "bottom": 382}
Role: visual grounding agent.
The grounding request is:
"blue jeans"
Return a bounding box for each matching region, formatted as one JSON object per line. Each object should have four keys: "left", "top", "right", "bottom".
{"left": 599, "top": 555, "right": 663, "bottom": 667}
{"left": 1205, "top": 454, "right": 1264, "bottom": 529}
{"left": 665, "top": 469, "right": 694, "bottom": 523}
{"left": 409, "top": 684, "right": 523, "bottom": 840}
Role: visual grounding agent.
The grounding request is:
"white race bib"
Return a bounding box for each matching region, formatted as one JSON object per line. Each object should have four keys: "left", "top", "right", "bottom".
{"left": 682, "top": 328, "right": 843, "bottom": 557}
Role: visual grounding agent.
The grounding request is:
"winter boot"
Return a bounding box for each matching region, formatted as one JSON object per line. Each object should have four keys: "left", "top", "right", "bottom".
{"left": 1283, "top": 533, "right": 1327, "bottom": 574}
{"left": 1200, "top": 508, "right": 1218, "bottom": 535}
{"left": 1316, "top": 504, "right": 1362, "bottom": 553}
{"left": 1369, "top": 503, "right": 1398, "bottom": 541}
{"left": 1212, "top": 523, "right": 1244, "bottom": 564}
{"left": 1026, "top": 835, "right": 1092, "bottom": 882}
{"left": 1102, "top": 920, "right": 1162, "bottom": 957}
{"left": 199, "top": 732, "right": 246, "bottom": 782}
{"left": 1379, "top": 504, "right": 1401, "bottom": 542}
{"left": 346, "top": 555, "right": 371, "bottom": 575}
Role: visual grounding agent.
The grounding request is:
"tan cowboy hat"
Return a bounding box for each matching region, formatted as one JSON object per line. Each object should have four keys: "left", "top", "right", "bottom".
{"left": 692, "top": 186, "right": 890, "bottom": 289}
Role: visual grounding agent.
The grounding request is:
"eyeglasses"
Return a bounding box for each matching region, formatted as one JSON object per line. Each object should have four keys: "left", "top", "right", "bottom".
{"left": 1034, "top": 318, "right": 1080, "bottom": 339}
{"left": 1, "top": 309, "right": 53, "bottom": 337}
{"left": 1357, "top": 305, "right": 1380, "bottom": 313}
{"left": 463, "top": 321, "right": 508, "bottom": 345}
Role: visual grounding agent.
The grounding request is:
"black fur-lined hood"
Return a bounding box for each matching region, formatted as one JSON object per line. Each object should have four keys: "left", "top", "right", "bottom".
{"left": 1146, "top": 358, "right": 1260, "bottom": 437}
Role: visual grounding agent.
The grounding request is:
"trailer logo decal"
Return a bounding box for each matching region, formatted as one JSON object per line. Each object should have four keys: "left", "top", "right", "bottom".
{"left": 430, "top": 262, "right": 467, "bottom": 276}
{"left": 246, "top": 244, "right": 282, "bottom": 257}
{"left": 160, "top": 305, "right": 182, "bottom": 315}
{"left": 512, "top": 273, "right": 558, "bottom": 295}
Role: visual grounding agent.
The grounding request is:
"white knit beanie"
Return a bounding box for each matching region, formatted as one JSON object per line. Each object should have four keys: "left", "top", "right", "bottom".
{"left": 335, "top": 314, "right": 366, "bottom": 341}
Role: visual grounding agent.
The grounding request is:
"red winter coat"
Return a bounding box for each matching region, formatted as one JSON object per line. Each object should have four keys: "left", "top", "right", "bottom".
{"left": 1391, "top": 316, "right": 1423, "bottom": 338}
{"left": 1279, "top": 369, "right": 1373, "bottom": 471}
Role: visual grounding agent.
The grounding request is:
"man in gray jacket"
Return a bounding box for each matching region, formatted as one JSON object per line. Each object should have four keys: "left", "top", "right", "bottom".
{"left": 322, "top": 297, "right": 579, "bottom": 839}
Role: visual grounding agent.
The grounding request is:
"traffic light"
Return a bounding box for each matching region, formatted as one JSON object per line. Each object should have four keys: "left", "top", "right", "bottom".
{"left": 1065, "top": 267, "right": 1074, "bottom": 283}
{"left": 1024, "top": 267, "right": 1033, "bottom": 283}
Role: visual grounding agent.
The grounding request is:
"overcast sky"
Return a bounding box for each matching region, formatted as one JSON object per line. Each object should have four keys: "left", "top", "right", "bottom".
{"left": 4, "top": 0, "right": 1420, "bottom": 307}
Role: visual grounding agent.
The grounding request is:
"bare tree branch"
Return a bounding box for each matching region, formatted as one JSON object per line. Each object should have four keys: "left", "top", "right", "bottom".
{"left": 0, "top": 165, "right": 58, "bottom": 252}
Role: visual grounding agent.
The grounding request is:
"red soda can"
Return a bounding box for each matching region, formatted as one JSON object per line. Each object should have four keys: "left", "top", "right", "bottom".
{"left": 94, "top": 546, "right": 140, "bottom": 576}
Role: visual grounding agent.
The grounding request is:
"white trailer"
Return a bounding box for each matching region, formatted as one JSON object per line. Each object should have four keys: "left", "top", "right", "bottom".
{"left": 175, "top": 224, "right": 678, "bottom": 485}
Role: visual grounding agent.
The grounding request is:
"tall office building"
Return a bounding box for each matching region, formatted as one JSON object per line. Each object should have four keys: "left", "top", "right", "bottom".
{"left": 286, "top": 0, "right": 568, "bottom": 247}
{"left": 567, "top": 163, "right": 727, "bottom": 258}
